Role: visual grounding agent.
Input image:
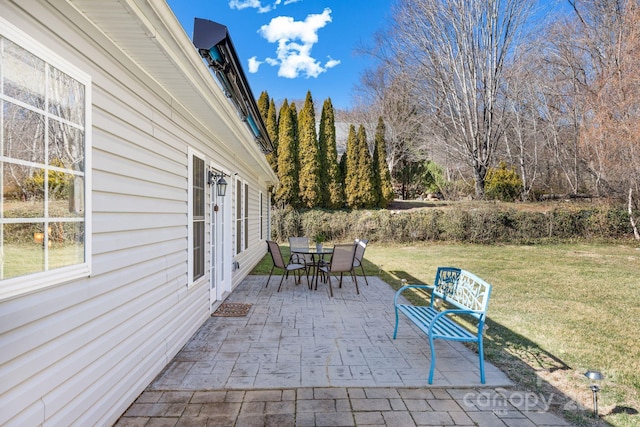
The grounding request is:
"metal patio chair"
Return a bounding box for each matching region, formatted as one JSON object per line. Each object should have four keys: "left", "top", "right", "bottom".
{"left": 353, "top": 239, "right": 369, "bottom": 286}
{"left": 288, "top": 236, "right": 313, "bottom": 267}
{"left": 266, "top": 240, "right": 308, "bottom": 292}
{"left": 318, "top": 243, "right": 358, "bottom": 297}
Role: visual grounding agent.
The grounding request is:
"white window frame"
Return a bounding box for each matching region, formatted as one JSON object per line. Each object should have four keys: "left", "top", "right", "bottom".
{"left": 0, "top": 17, "right": 92, "bottom": 300}
{"left": 235, "top": 176, "right": 243, "bottom": 255}
{"left": 259, "top": 191, "right": 263, "bottom": 241}
{"left": 244, "top": 181, "right": 249, "bottom": 250}
{"left": 267, "top": 188, "right": 272, "bottom": 241}
{"left": 188, "top": 148, "right": 206, "bottom": 287}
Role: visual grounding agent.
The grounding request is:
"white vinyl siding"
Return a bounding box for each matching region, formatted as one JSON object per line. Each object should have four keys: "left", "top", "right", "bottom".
{"left": 0, "top": 1, "right": 275, "bottom": 426}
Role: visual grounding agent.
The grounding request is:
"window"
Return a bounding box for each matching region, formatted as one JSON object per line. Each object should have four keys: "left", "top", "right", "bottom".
{"left": 235, "top": 177, "right": 242, "bottom": 254}
{"left": 259, "top": 191, "right": 263, "bottom": 240}
{"left": 267, "top": 189, "right": 272, "bottom": 240}
{"left": 189, "top": 150, "right": 205, "bottom": 285}
{"left": 234, "top": 179, "right": 250, "bottom": 254}
{"left": 1, "top": 21, "right": 91, "bottom": 297}
{"left": 244, "top": 182, "right": 249, "bottom": 250}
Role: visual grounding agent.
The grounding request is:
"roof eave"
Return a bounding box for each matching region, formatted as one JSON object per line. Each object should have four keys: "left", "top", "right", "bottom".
{"left": 193, "top": 17, "right": 273, "bottom": 154}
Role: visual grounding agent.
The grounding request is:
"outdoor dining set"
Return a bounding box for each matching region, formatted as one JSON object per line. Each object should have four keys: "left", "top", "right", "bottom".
{"left": 265, "top": 237, "right": 369, "bottom": 297}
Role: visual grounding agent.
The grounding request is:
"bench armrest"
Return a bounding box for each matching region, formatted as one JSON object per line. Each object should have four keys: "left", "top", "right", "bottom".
{"left": 394, "top": 284, "right": 434, "bottom": 306}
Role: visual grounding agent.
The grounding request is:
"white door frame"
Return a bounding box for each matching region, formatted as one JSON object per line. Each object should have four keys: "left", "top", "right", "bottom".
{"left": 209, "top": 163, "right": 231, "bottom": 311}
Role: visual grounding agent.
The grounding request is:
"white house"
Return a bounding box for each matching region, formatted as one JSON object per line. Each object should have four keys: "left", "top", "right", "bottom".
{"left": 0, "top": 0, "right": 277, "bottom": 425}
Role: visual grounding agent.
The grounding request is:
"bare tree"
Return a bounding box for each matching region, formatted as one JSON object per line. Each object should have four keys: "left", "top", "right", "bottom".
{"left": 501, "top": 55, "right": 542, "bottom": 201}
{"left": 384, "top": 0, "right": 535, "bottom": 198}
{"left": 572, "top": 0, "right": 640, "bottom": 236}
{"left": 356, "top": 68, "right": 424, "bottom": 170}
{"left": 351, "top": 64, "right": 432, "bottom": 199}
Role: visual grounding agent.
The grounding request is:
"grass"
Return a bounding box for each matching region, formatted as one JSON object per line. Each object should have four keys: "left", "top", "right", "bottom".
{"left": 253, "top": 241, "right": 640, "bottom": 427}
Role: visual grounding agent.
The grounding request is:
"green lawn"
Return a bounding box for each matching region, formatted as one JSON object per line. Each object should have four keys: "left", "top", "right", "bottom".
{"left": 253, "top": 242, "right": 640, "bottom": 426}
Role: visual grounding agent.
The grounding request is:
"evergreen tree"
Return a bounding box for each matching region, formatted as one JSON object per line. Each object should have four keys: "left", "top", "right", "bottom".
{"left": 318, "top": 98, "right": 344, "bottom": 209}
{"left": 339, "top": 149, "right": 347, "bottom": 189}
{"left": 373, "top": 117, "right": 395, "bottom": 207}
{"left": 344, "top": 124, "right": 359, "bottom": 208}
{"left": 275, "top": 99, "right": 300, "bottom": 207}
{"left": 356, "top": 125, "right": 377, "bottom": 208}
{"left": 289, "top": 102, "right": 299, "bottom": 146}
{"left": 257, "top": 91, "right": 269, "bottom": 122}
{"left": 297, "top": 91, "right": 322, "bottom": 208}
{"left": 317, "top": 99, "right": 330, "bottom": 204}
{"left": 265, "top": 98, "right": 279, "bottom": 174}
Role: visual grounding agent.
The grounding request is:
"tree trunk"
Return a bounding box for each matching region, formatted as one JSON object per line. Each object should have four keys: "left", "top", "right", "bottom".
{"left": 628, "top": 187, "right": 640, "bottom": 240}
{"left": 473, "top": 162, "right": 486, "bottom": 199}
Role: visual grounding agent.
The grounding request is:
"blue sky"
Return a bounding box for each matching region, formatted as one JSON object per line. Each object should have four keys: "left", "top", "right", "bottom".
{"left": 167, "top": 0, "right": 394, "bottom": 110}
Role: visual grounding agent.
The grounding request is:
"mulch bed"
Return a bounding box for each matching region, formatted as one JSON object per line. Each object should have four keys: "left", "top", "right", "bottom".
{"left": 212, "top": 302, "right": 252, "bottom": 317}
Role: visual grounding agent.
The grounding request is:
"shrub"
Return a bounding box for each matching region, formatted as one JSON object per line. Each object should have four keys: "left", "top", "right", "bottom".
{"left": 513, "top": 211, "right": 549, "bottom": 242}
{"left": 441, "top": 209, "right": 472, "bottom": 242}
{"left": 270, "top": 206, "right": 302, "bottom": 241}
{"left": 270, "top": 203, "right": 635, "bottom": 244}
{"left": 485, "top": 162, "right": 523, "bottom": 202}
{"left": 23, "top": 159, "right": 71, "bottom": 200}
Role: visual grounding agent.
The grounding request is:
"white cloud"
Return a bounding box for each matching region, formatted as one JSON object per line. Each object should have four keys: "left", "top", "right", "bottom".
{"left": 228, "top": 0, "right": 295, "bottom": 13}
{"left": 248, "top": 56, "right": 263, "bottom": 73}
{"left": 257, "top": 8, "right": 339, "bottom": 78}
{"left": 325, "top": 57, "right": 341, "bottom": 69}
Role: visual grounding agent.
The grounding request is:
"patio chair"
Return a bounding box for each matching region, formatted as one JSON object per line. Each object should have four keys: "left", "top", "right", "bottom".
{"left": 288, "top": 236, "right": 313, "bottom": 266}
{"left": 318, "top": 243, "right": 358, "bottom": 297}
{"left": 266, "top": 240, "right": 308, "bottom": 292}
{"left": 353, "top": 239, "right": 369, "bottom": 286}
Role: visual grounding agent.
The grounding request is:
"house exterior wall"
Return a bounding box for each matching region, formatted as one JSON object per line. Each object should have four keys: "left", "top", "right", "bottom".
{"left": 0, "top": 0, "right": 276, "bottom": 425}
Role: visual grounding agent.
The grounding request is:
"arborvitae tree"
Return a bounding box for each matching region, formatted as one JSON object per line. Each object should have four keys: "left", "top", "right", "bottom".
{"left": 265, "top": 98, "right": 279, "bottom": 174}
{"left": 355, "top": 125, "right": 377, "bottom": 208}
{"left": 297, "top": 91, "right": 322, "bottom": 208}
{"left": 344, "top": 124, "right": 359, "bottom": 208}
{"left": 317, "top": 100, "right": 330, "bottom": 204}
{"left": 339, "top": 149, "right": 347, "bottom": 189}
{"left": 289, "top": 102, "right": 299, "bottom": 150}
{"left": 373, "top": 117, "right": 395, "bottom": 207}
{"left": 318, "top": 98, "right": 344, "bottom": 209}
{"left": 257, "top": 91, "right": 269, "bottom": 122}
{"left": 275, "top": 99, "right": 300, "bottom": 207}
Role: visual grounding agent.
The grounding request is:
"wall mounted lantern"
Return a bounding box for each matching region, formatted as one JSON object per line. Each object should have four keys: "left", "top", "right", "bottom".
{"left": 208, "top": 171, "right": 228, "bottom": 197}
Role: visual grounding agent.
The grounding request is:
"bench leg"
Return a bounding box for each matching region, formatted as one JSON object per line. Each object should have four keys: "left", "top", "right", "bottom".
{"left": 428, "top": 336, "right": 436, "bottom": 385}
{"left": 478, "top": 338, "right": 486, "bottom": 384}
{"left": 392, "top": 307, "right": 399, "bottom": 339}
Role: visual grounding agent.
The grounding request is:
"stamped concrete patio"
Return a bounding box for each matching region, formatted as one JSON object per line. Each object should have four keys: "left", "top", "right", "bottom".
{"left": 116, "top": 274, "right": 571, "bottom": 426}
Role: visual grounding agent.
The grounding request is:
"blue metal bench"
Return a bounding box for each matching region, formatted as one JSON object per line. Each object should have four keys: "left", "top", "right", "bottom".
{"left": 393, "top": 267, "right": 492, "bottom": 384}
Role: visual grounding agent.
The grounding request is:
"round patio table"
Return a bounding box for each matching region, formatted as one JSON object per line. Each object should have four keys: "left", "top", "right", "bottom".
{"left": 290, "top": 247, "right": 333, "bottom": 290}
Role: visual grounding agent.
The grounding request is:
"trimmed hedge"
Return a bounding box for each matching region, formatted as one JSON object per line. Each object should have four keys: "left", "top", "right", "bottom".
{"left": 270, "top": 205, "right": 635, "bottom": 244}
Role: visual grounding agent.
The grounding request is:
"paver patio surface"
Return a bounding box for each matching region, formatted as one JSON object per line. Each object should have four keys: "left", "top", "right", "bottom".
{"left": 116, "top": 274, "right": 572, "bottom": 426}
